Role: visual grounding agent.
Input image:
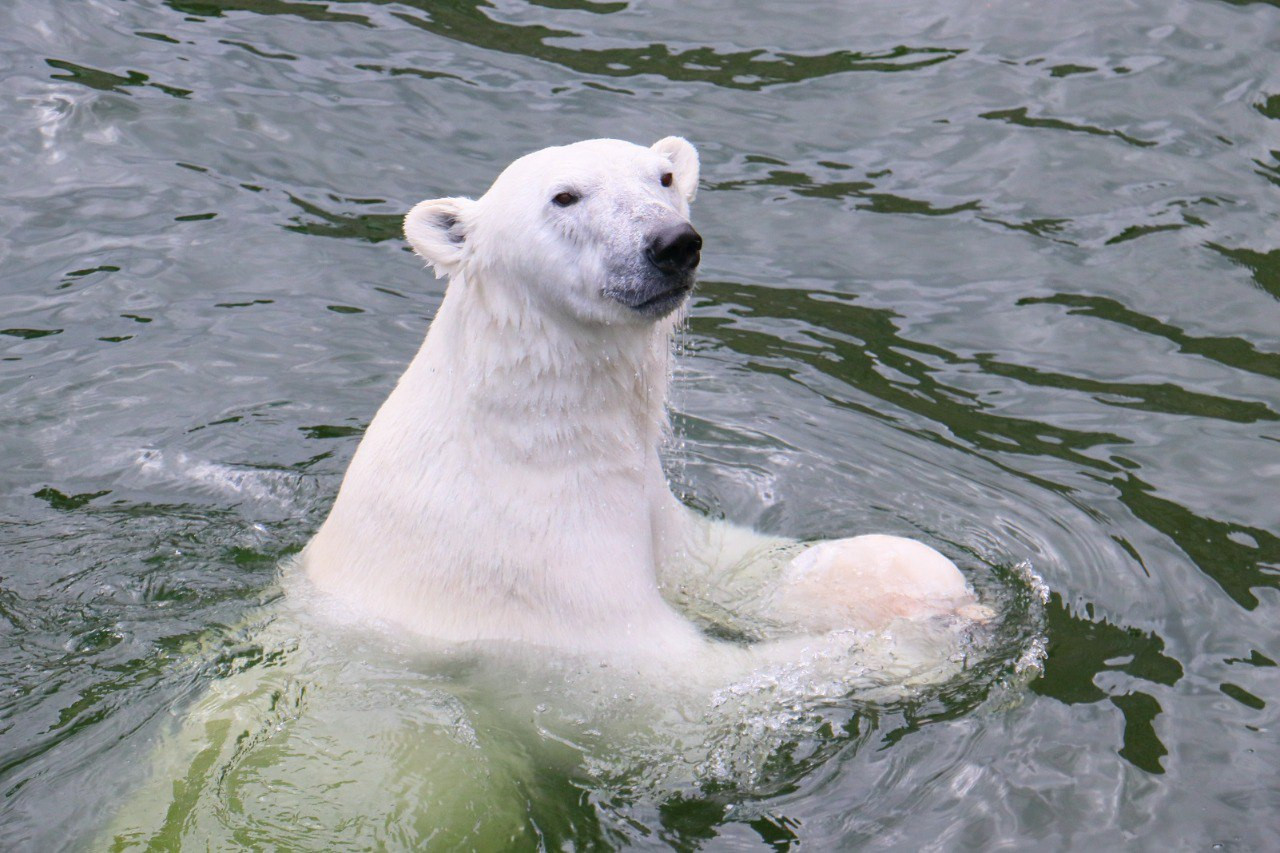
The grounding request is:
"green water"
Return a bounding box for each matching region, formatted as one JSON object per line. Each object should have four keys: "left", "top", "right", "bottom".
{"left": 2, "top": 0, "right": 1278, "bottom": 848}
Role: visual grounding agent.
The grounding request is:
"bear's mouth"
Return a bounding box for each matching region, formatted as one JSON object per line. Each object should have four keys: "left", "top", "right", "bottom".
{"left": 606, "top": 275, "right": 691, "bottom": 318}
{"left": 630, "top": 279, "right": 694, "bottom": 316}
{"left": 604, "top": 263, "right": 697, "bottom": 319}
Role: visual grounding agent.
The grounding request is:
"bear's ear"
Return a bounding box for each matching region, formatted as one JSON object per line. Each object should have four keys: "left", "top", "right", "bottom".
{"left": 404, "top": 197, "right": 475, "bottom": 279}
{"left": 651, "top": 136, "right": 699, "bottom": 203}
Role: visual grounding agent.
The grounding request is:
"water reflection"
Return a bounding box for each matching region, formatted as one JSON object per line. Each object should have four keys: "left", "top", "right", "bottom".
{"left": 711, "top": 167, "right": 981, "bottom": 217}
{"left": 1032, "top": 592, "right": 1181, "bottom": 773}
{"left": 979, "top": 107, "right": 1156, "bottom": 149}
{"left": 1209, "top": 243, "right": 1280, "bottom": 300}
{"left": 1019, "top": 293, "right": 1280, "bottom": 381}
{"left": 167, "top": 0, "right": 370, "bottom": 26}
{"left": 285, "top": 194, "right": 403, "bottom": 242}
{"left": 691, "top": 280, "right": 1130, "bottom": 471}
{"left": 382, "top": 0, "right": 961, "bottom": 90}
{"left": 46, "top": 59, "right": 193, "bottom": 99}
{"left": 1111, "top": 473, "right": 1280, "bottom": 610}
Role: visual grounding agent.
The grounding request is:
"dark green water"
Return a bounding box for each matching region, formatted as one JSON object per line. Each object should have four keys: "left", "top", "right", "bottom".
{"left": 2, "top": 0, "right": 1278, "bottom": 849}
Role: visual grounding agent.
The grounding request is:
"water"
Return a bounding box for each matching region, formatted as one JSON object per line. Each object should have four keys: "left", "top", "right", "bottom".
{"left": 1, "top": 0, "right": 1277, "bottom": 848}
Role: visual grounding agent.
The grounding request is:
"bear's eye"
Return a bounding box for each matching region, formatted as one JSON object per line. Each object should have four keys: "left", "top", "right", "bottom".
{"left": 660, "top": 172, "right": 674, "bottom": 188}
{"left": 552, "top": 191, "right": 580, "bottom": 207}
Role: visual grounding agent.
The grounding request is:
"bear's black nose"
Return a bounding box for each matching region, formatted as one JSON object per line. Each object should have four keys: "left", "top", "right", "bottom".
{"left": 646, "top": 222, "right": 702, "bottom": 274}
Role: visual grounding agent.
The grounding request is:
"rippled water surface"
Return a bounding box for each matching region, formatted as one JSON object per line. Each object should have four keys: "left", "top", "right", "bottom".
{"left": 3, "top": 0, "right": 1279, "bottom": 849}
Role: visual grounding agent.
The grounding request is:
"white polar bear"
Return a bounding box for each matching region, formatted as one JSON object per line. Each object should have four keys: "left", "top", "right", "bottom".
{"left": 302, "top": 136, "right": 985, "bottom": 664}
{"left": 105, "top": 139, "right": 1001, "bottom": 847}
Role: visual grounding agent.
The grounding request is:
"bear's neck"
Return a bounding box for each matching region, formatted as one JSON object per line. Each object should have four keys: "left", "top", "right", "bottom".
{"left": 402, "top": 271, "right": 674, "bottom": 466}
{"left": 305, "top": 270, "right": 705, "bottom": 650}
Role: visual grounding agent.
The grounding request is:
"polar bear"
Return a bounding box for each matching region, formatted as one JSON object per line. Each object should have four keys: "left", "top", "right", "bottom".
{"left": 302, "top": 136, "right": 985, "bottom": 664}
{"left": 106, "top": 138, "right": 1000, "bottom": 847}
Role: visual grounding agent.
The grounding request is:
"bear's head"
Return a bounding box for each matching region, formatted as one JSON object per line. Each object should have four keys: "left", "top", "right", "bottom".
{"left": 404, "top": 137, "right": 701, "bottom": 326}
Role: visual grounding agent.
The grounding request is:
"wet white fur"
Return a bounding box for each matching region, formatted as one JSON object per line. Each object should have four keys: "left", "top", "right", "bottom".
{"left": 302, "top": 137, "right": 982, "bottom": 662}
